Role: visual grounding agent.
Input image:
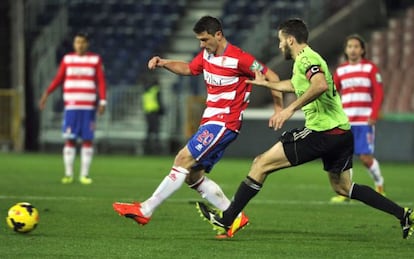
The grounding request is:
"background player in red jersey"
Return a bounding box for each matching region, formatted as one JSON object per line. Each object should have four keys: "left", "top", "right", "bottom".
{"left": 113, "top": 16, "right": 283, "bottom": 237}
{"left": 331, "top": 34, "right": 385, "bottom": 202}
{"left": 39, "top": 32, "right": 107, "bottom": 185}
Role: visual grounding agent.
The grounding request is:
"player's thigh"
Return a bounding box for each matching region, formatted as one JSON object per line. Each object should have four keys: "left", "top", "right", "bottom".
{"left": 174, "top": 145, "right": 197, "bottom": 169}
{"left": 80, "top": 110, "right": 96, "bottom": 141}
{"left": 351, "top": 125, "right": 375, "bottom": 155}
{"left": 186, "top": 124, "right": 237, "bottom": 173}
{"left": 280, "top": 127, "right": 322, "bottom": 166}
{"left": 62, "top": 110, "right": 81, "bottom": 140}
{"left": 250, "top": 141, "right": 291, "bottom": 176}
{"left": 321, "top": 131, "right": 353, "bottom": 173}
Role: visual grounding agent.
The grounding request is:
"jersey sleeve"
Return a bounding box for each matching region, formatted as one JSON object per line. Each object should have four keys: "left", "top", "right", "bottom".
{"left": 333, "top": 69, "right": 341, "bottom": 92}
{"left": 188, "top": 51, "right": 204, "bottom": 76}
{"left": 237, "top": 52, "right": 268, "bottom": 77}
{"left": 369, "top": 65, "right": 384, "bottom": 120}
{"left": 46, "top": 59, "right": 66, "bottom": 94}
{"left": 297, "top": 55, "right": 324, "bottom": 81}
{"left": 96, "top": 56, "right": 107, "bottom": 101}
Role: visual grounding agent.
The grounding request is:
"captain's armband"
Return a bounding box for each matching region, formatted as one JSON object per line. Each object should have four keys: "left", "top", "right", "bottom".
{"left": 305, "top": 65, "right": 324, "bottom": 80}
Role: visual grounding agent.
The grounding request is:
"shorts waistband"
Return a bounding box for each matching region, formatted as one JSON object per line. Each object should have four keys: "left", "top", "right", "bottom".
{"left": 322, "top": 127, "right": 349, "bottom": 135}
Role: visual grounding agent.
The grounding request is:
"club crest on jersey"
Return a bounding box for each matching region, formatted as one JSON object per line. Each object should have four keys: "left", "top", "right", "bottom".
{"left": 249, "top": 60, "right": 263, "bottom": 72}
{"left": 375, "top": 73, "right": 382, "bottom": 83}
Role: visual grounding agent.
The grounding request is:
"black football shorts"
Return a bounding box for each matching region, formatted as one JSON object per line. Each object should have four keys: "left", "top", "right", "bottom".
{"left": 280, "top": 127, "right": 353, "bottom": 173}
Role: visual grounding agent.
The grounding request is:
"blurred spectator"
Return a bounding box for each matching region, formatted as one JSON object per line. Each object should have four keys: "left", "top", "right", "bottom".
{"left": 142, "top": 77, "right": 164, "bottom": 154}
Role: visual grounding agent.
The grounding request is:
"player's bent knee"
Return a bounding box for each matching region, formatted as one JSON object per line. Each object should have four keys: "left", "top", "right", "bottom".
{"left": 251, "top": 155, "right": 279, "bottom": 177}
{"left": 174, "top": 148, "right": 194, "bottom": 168}
{"left": 332, "top": 184, "right": 350, "bottom": 197}
{"left": 185, "top": 171, "right": 203, "bottom": 185}
{"left": 254, "top": 152, "right": 290, "bottom": 174}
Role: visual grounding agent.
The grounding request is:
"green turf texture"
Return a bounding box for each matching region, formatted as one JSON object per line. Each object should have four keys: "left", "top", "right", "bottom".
{"left": 1, "top": 153, "right": 413, "bottom": 258}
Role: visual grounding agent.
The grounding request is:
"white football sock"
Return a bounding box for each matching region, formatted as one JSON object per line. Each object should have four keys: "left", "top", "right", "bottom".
{"left": 80, "top": 146, "right": 93, "bottom": 178}
{"left": 141, "top": 166, "right": 189, "bottom": 217}
{"left": 367, "top": 159, "right": 384, "bottom": 186}
{"left": 190, "top": 176, "right": 231, "bottom": 211}
{"left": 63, "top": 146, "right": 76, "bottom": 177}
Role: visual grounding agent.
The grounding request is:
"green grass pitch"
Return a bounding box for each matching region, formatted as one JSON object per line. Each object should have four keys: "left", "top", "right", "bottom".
{"left": 1, "top": 153, "right": 414, "bottom": 258}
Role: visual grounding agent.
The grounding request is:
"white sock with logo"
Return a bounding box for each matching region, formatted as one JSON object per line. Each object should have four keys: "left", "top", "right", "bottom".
{"left": 63, "top": 145, "right": 76, "bottom": 177}
{"left": 367, "top": 159, "right": 384, "bottom": 186}
{"left": 80, "top": 146, "right": 93, "bottom": 178}
{"left": 190, "top": 176, "right": 231, "bottom": 210}
{"left": 141, "top": 166, "right": 189, "bottom": 217}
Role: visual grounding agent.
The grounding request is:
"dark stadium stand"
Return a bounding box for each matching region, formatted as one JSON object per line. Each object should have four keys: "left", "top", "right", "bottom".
{"left": 53, "top": 0, "right": 186, "bottom": 86}
{"left": 221, "top": 0, "right": 307, "bottom": 46}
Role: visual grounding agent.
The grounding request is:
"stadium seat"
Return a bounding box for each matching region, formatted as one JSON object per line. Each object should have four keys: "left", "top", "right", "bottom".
{"left": 368, "top": 31, "right": 387, "bottom": 69}
{"left": 57, "top": 0, "right": 185, "bottom": 86}
{"left": 397, "top": 70, "right": 413, "bottom": 112}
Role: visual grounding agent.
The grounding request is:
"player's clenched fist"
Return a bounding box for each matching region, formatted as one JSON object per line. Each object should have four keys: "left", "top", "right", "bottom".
{"left": 148, "top": 56, "right": 163, "bottom": 69}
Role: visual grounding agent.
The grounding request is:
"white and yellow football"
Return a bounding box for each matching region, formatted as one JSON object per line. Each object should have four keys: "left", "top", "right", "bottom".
{"left": 6, "top": 202, "right": 39, "bottom": 233}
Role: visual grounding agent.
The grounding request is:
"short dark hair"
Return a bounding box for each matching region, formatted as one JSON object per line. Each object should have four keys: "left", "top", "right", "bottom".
{"left": 278, "top": 18, "right": 308, "bottom": 44}
{"left": 344, "top": 34, "right": 366, "bottom": 59}
{"left": 193, "top": 16, "right": 223, "bottom": 35}
{"left": 74, "top": 32, "right": 89, "bottom": 41}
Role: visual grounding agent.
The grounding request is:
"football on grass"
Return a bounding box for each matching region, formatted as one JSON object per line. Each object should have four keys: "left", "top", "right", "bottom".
{"left": 6, "top": 202, "right": 39, "bottom": 233}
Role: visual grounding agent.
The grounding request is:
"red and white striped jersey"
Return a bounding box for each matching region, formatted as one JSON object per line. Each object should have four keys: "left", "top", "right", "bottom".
{"left": 189, "top": 43, "right": 267, "bottom": 132}
{"left": 334, "top": 59, "right": 384, "bottom": 125}
{"left": 46, "top": 52, "right": 106, "bottom": 110}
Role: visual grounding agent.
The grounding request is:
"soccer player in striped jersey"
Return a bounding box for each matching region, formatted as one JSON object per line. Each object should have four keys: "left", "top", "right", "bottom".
{"left": 330, "top": 34, "right": 385, "bottom": 203}
{"left": 113, "top": 16, "right": 283, "bottom": 237}
{"left": 39, "top": 32, "right": 107, "bottom": 185}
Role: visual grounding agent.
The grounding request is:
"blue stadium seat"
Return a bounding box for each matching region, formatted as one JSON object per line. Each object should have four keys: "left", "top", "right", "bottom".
{"left": 61, "top": 0, "right": 185, "bottom": 86}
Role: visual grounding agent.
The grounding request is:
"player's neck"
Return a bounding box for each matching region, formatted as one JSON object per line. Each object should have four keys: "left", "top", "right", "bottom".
{"left": 348, "top": 57, "right": 362, "bottom": 64}
{"left": 75, "top": 51, "right": 87, "bottom": 56}
{"left": 292, "top": 43, "right": 308, "bottom": 60}
{"left": 215, "top": 40, "right": 228, "bottom": 56}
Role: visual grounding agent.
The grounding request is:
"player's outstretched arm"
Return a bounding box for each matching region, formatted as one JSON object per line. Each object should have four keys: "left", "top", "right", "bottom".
{"left": 246, "top": 70, "right": 295, "bottom": 92}
{"left": 263, "top": 68, "right": 284, "bottom": 129}
{"left": 270, "top": 73, "right": 329, "bottom": 130}
{"left": 148, "top": 56, "right": 192, "bottom": 75}
{"left": 287, "top": 72, "right": 328, "bottom": 112}
{"left": 264, "top": 69, "right": 283, "bottom": 109}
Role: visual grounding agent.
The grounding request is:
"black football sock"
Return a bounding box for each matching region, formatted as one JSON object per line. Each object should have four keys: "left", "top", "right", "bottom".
{"left": 350, "top": 183, "right": 405, "bottom": 220}
{"left": 222, "top": 176, "right": 262, "bottom": 226}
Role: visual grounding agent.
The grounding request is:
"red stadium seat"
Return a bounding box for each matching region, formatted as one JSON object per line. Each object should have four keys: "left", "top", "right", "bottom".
{"left": 369, "top": 31, "right": 387, "bottom": 70}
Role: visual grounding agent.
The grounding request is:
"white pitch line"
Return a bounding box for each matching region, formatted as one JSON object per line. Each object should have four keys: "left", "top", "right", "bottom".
{"left": 0, "top": 195, "right": 412, "bottom": 206}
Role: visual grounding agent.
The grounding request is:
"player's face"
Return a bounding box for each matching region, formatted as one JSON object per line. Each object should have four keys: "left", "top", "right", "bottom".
{"left": 73, "top": 36, "right": 89, "bottom": 55}
{"left": 195, "top": 31, "right": 220, "bottom": 55}
{"left": 278, "top": 30, "right": 293, "bottom": 60}
{"left": 345, "top": 38, "right": 364, "bottom": 62}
